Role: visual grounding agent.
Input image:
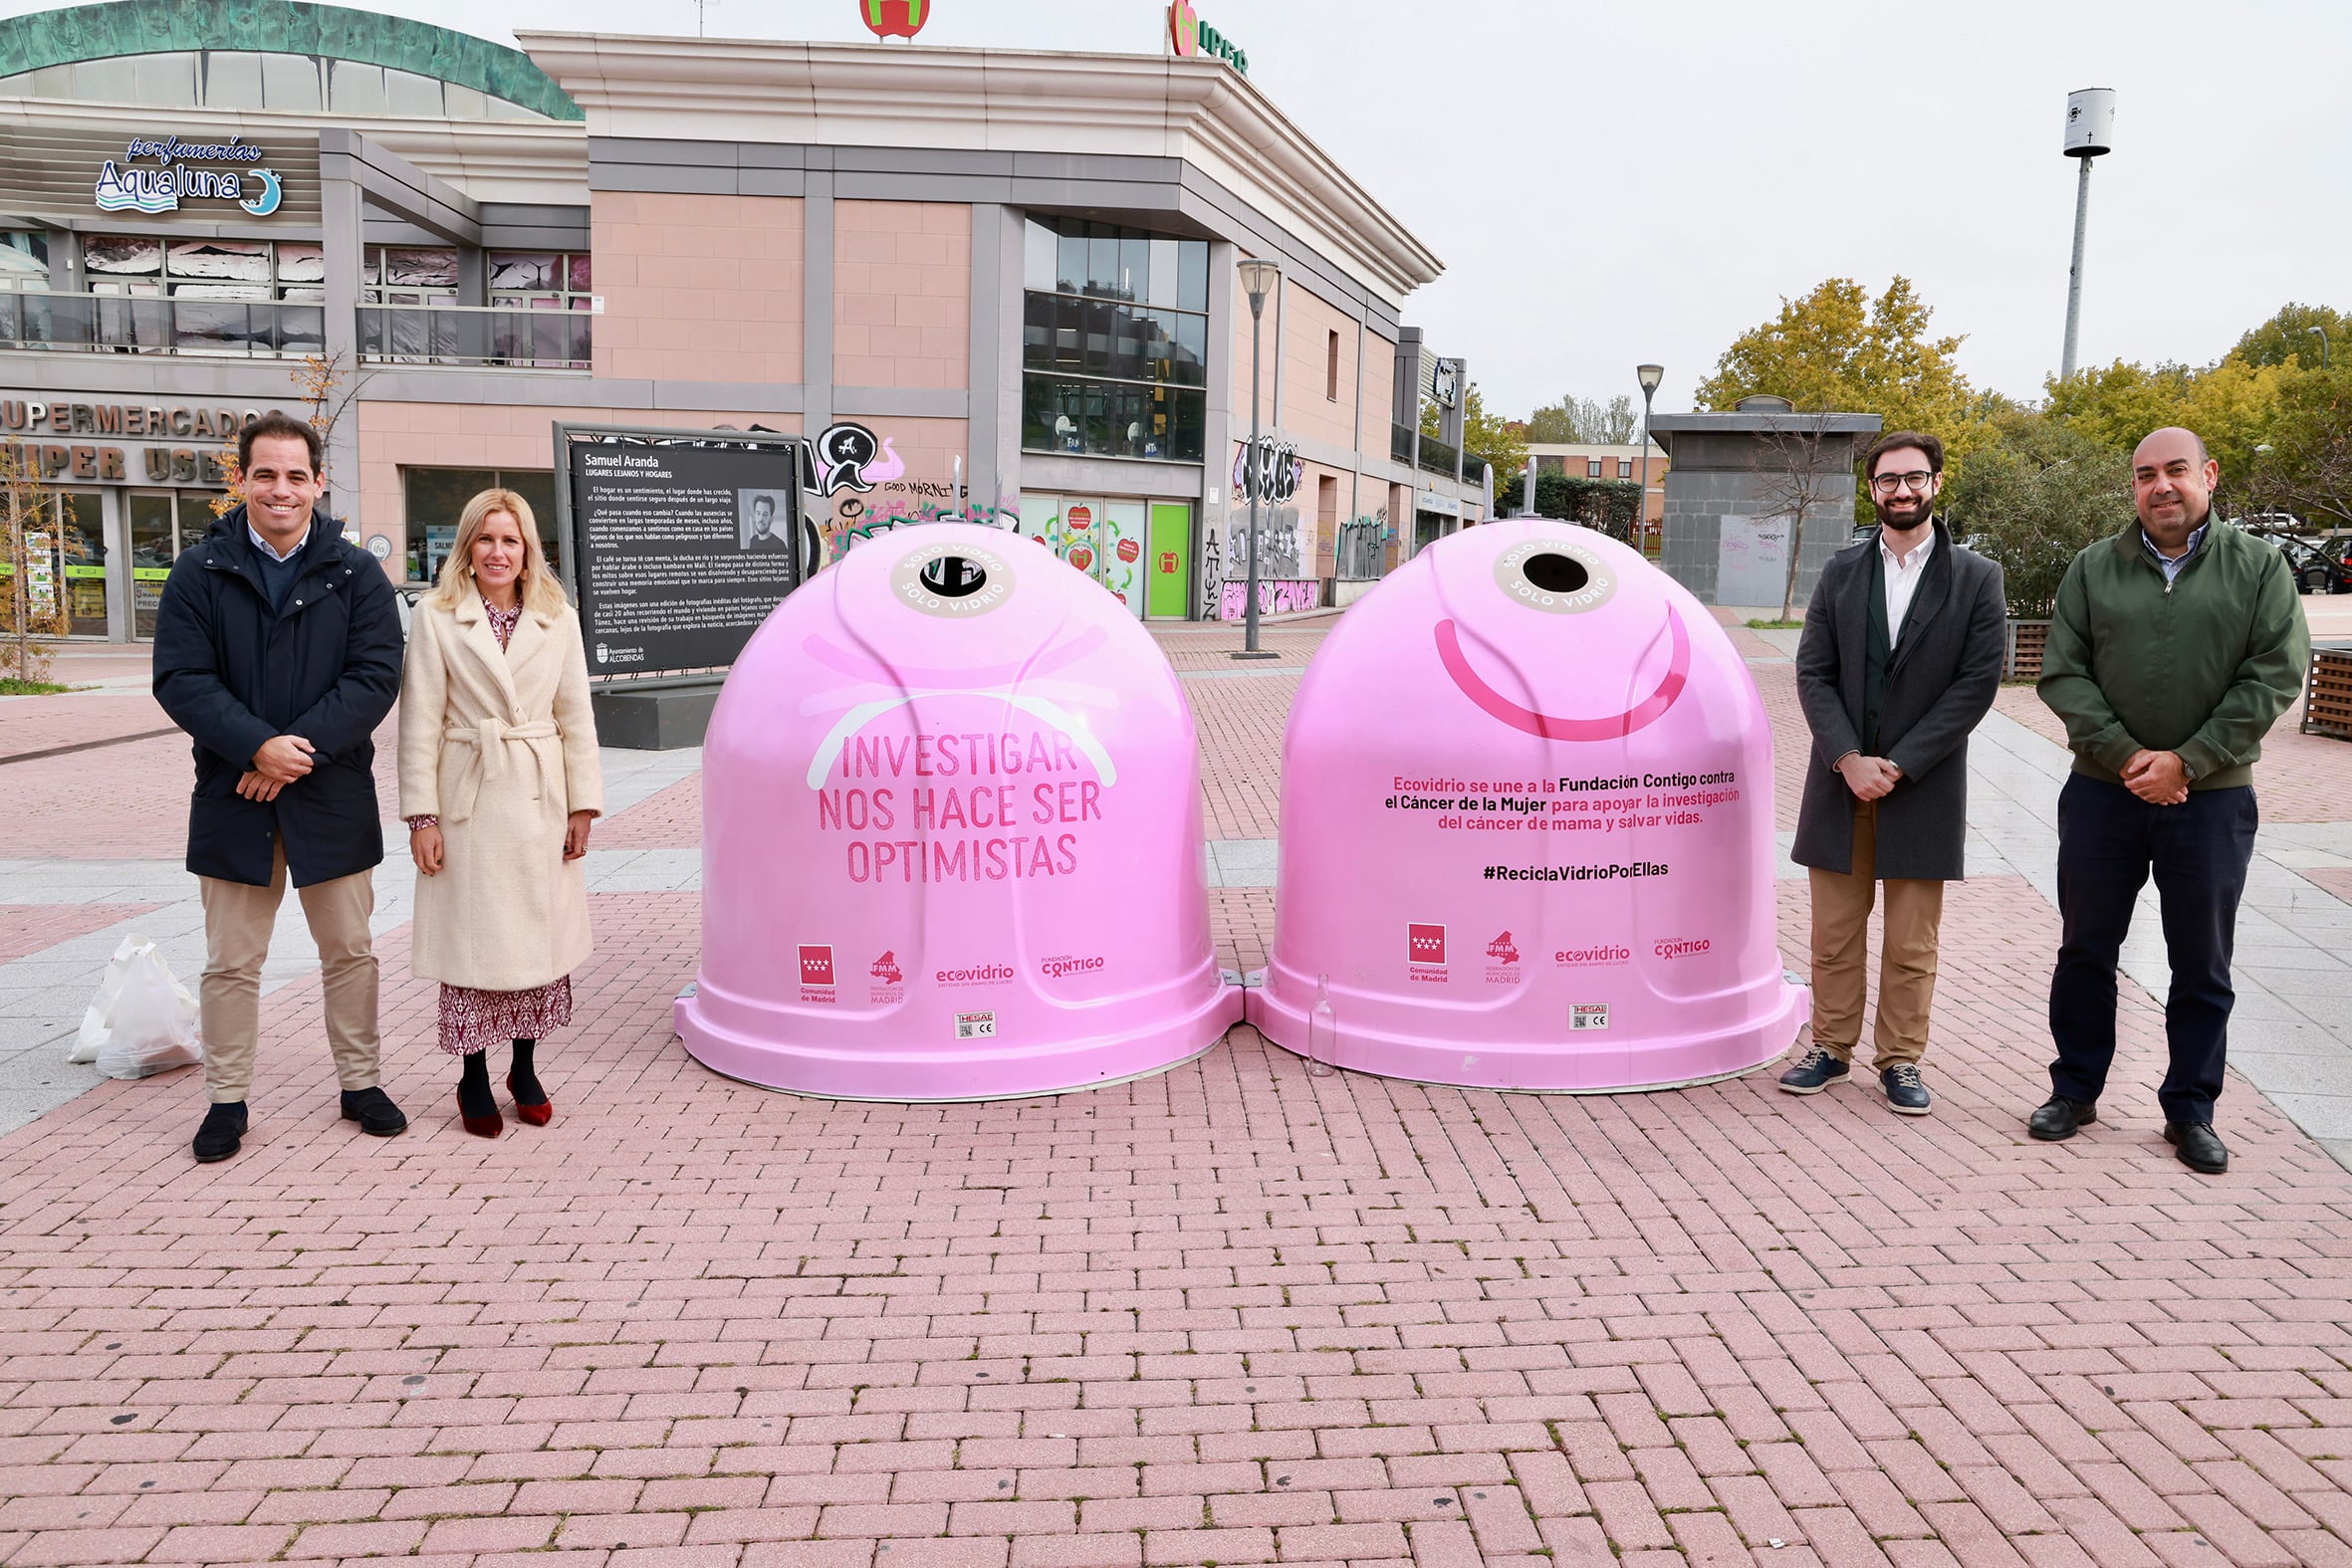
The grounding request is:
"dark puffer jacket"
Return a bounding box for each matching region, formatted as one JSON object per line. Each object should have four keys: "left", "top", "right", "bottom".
{"left": 151, "top": 507, "right": 403, "bottom": 887}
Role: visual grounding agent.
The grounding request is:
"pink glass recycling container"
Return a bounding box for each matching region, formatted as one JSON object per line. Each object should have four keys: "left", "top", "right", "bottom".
{"left": 1249, "top": 521, "right": 1806, "bottom": 1091}
{"left": 677, "top": 524, "right": 1243, "bottom": 1099}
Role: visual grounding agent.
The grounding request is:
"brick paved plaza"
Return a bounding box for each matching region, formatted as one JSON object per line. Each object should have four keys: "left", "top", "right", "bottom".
{"left": 0, "top": 603, "right": 2348, "bottom": 1567}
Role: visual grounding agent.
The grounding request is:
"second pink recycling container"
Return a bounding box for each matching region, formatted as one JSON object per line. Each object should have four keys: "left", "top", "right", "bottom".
{"left": 1249, "top": 520, "right": 1806, "bottom": 1090}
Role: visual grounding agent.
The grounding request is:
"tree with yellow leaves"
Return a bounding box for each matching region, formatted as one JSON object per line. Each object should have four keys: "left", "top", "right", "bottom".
{"left": 1696, "top": 276, "right": 1977, "bottom": 441}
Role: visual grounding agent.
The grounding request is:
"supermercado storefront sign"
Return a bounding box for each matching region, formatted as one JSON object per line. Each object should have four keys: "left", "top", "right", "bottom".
{"left": 1, "top": 393, "right": 283, "bottom": 485}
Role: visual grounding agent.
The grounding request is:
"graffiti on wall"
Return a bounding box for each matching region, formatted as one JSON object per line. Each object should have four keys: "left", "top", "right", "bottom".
{"left": 827, "top": 493, "right": 1019, "bottom": 561}
{"left": 1217, "top": 577, "right": 1318, "bottom": 621}
{"left": 1222, "top": 436, "right": 1307, "bottom": 581}
{"left": 796, "top": 418, "right": 1014, "bottom": 564}
{"left": 1231, "top": 436, "right": 1303, "bottom": 505}
{"left": 805, "top": 421, "right": 905, "bottom": 497}
{"left": 1223, "top": 504, "right": 1302, "bottom": 581}
{"left": 1336, "top": 510, "right": 1391, "bottom": 580}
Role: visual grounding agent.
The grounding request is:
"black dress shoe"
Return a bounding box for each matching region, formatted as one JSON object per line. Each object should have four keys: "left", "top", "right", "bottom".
{"left": 2027, "top": 1096, "right": 2097, "bottom": 1141}
{"left": 2164, "top": 1121, "right": 2228, "bottom": 1174}
{"left": 340, "top": 1087, "right": 408, "bottom": 1137}
{"left": 192, "top": 1102, "right": 247, "bottom": 1164}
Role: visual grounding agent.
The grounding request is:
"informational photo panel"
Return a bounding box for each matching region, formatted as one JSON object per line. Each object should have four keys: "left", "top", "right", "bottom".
{"left": 556, "top": 424, "right": 810, "bottom": 676}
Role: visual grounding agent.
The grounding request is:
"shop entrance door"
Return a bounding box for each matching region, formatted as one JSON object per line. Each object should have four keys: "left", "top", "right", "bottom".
{"left": 1096, "top": 501, "right": 1144, "bottom": 618}
{"left": 127, "top": 492, "right": 223, "bottom": 638}
{"left": 1017, "top": 496, "right": 1146, "bottom": 620}
{"left": 11, "top": 488, "right": 114, "bottom": 638}
{"left": 1146, "top": 502, "right": 1190, "bottom": 618}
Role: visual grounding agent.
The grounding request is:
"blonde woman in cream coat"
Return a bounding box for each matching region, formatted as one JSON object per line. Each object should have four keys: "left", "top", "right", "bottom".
{"left": 398, "top": 489, "right": 602, "bottom": 1137}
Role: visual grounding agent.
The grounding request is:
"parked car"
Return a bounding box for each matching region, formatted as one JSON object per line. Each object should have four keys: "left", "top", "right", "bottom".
{"left": 2232, "top": 511, "right": 2306, "bottom": 537}
{"left": 2277, "top": 535, "right": 2352, "bottom": 594}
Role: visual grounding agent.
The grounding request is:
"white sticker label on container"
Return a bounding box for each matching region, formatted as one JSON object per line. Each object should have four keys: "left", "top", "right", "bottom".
{"left": 1571, "top": 1003, "right": 1610, "bottom": 1031}
{"left": 955, "top": 1010, "right": 997, "bottom": 1040}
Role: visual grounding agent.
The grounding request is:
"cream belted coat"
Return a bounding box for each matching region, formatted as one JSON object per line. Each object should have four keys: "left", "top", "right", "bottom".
{"left": 397, "top": 594, "right": 603, "bottom": 993}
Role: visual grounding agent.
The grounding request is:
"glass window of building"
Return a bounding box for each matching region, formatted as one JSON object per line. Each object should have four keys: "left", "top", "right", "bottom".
{"left": 0, "top": 231, "right": 47, "bottom": 283}
{"left": 70, "top": 57, "right": 136, "bottom": 103}
{"left": 13, "top": 489, "right": 115, "bottom": 638}
{"left": 1020, "top": 215, "right": 1208, "bottom": 463}
{"left": 384, "top": 68, "right": 445, "bottom": 117}
{"left": 1618, "top": 459, "right": 1633, "bottom": 479}
{"left": 203, "top": 51, "right": 265, "bottom": 110}
{"left": 402, "top": 467, "right": 561, "bottom": 584}
{"left": 260, "top": 52, "right": 323, "bottom": 112}
{"left": 127, "top": 491, "right": 224, "bottom": 637}
{"left": 0, "top": 65, "right": 75, "bottom": 98}
{"left": 1587, "top": 459, "right": 1603, "bottom": 478}
{"left": 132, "top": 52, "right": 198, "bottom": 107}
{"left": 328, "top": 59, "right": 387, "bottom": 114}
{"left": 368, "top": 246, "right": 459, "bottom": 300}
{"left": 488, "top": 251, "right": 593, "bottom": 307}
{"left": 0, "top": 45, "right": 553, "bottom": 119}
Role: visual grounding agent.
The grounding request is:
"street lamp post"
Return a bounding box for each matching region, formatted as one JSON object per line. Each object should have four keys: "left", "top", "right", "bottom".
{"left": 2308, "top": 326, "right": 2331, "bottom": 370}
{"left": 1233, "top": 258, "right": 1283, "bottom": 660}
{"left": 1635, "top": 363, "right": 1663, "bottom": 552}
{"left": 2059, "top": 88, "right": 2116, "bottom": 380}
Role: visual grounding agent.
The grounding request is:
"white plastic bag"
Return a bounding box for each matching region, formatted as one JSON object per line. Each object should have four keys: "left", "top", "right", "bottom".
{"left": 73, "top": 936, "right": 202, "bottom": 1079}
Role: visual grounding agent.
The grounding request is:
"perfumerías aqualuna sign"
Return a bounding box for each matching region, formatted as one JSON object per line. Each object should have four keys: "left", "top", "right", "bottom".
{"left": 94, "top": 134, "right": 283, "bottom": 218}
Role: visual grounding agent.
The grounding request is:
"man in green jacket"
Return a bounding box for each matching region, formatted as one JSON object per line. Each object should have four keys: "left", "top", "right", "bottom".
{"left": 2030, "top": 426, "right": 2308, "bottom": 1174}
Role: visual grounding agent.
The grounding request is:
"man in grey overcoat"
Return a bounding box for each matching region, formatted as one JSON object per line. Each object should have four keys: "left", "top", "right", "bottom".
{"left": 1780, "top": 430, "right": 2006, "bottom": 1115}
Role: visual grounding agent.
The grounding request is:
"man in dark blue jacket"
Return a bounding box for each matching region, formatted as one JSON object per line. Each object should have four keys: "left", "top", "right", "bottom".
{"left": 152, "top": 412, "right": 407, "bottom": 1162}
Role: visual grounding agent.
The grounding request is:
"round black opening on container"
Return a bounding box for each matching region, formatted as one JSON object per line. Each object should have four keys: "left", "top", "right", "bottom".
{"left": 1522, "top": 552, "right": 1589, "bottom": 594}
{"left": 921, "top": 556, "right": 988, "bottom": 597}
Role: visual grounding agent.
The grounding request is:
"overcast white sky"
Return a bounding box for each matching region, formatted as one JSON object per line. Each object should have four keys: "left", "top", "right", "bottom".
{"left": 13, "top": 0, "right": 2347, "bottom": 418}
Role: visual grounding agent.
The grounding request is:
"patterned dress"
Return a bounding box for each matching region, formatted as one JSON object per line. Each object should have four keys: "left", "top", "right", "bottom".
{"left": 407, "top": 595, "right": 576, "bottom": 1055}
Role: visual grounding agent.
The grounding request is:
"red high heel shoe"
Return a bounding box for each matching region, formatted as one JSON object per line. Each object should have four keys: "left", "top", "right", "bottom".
{"left": 458, "top": 1089, "right": 503, "bottom": 1139}
{"left": 508, "top": 1073, "right": 553, "bottom": 1127}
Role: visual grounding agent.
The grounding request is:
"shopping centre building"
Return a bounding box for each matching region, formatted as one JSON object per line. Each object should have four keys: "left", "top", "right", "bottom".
{"left": 0, "top": 0, "right": 1489, "bottom": 637}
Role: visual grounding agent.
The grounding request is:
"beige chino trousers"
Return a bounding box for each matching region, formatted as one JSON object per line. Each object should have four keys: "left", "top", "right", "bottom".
{"left": 197, "top": 840, "right": 381, "bottom": 1104}
{"left": 1807, "top": 799, "right": 1946, "bottom": 1068}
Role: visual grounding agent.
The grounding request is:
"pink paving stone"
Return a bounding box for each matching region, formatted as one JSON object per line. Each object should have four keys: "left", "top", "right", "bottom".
{"left": 418, "top": 1512, "right": 562, "bottom": 1553}
{"left": 742, "top": 1545, "right": 879, "bottom": 1568}
{"left": 140, "top": 1521, "right": 299, "bottom": 1561}
{"left": 0, "top": 904, "right": 165, "bottom": 964}
{"left": 8, "top": 1525, "right": 168, "bottom": 1565}
{"left": 1141, "top": 1526, "right": 1279, "bottom": 1565}
{"left": 1011, "top": 1534, "right": 1143, "bottom": 1568}
{"left": 283, "top": 1517, "right": 431, "bottom": 1558}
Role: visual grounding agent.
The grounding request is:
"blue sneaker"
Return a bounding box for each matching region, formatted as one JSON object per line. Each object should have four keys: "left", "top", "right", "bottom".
{"left": 1777, "top": 1045, "right": 1850, "bottom": 1094}
{"left": 1880, "top": 1064, "right": 1932, "bottom": 1116}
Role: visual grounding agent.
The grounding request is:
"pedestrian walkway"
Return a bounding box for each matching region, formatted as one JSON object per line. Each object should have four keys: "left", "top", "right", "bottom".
{"left": 0, "top": 619, "right": 2343, "bottom": 1567}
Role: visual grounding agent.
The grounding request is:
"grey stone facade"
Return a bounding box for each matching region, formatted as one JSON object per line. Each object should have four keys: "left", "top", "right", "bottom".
{"left": 1648, "top": 403, "right": 1882, "bottom": 610}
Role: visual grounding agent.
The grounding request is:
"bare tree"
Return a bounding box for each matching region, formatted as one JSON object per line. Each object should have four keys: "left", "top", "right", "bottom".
{"left": 1582, "top": 394, "right": 1638, "bottom": 445}
{"left": 212, "top": 349, "right": 375, "bottom": 518}
{"left": 0, "top": 444, "right": 72, "bottom": 685}
{"left": 1749, "top": 411, "right": 1852, "bottom": 622}
{"left": 1525, "top": 392, "right": 1639, "bottom": 445}
{"left": 2238, "top": 431, "right": 2352, "bottom": 535}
